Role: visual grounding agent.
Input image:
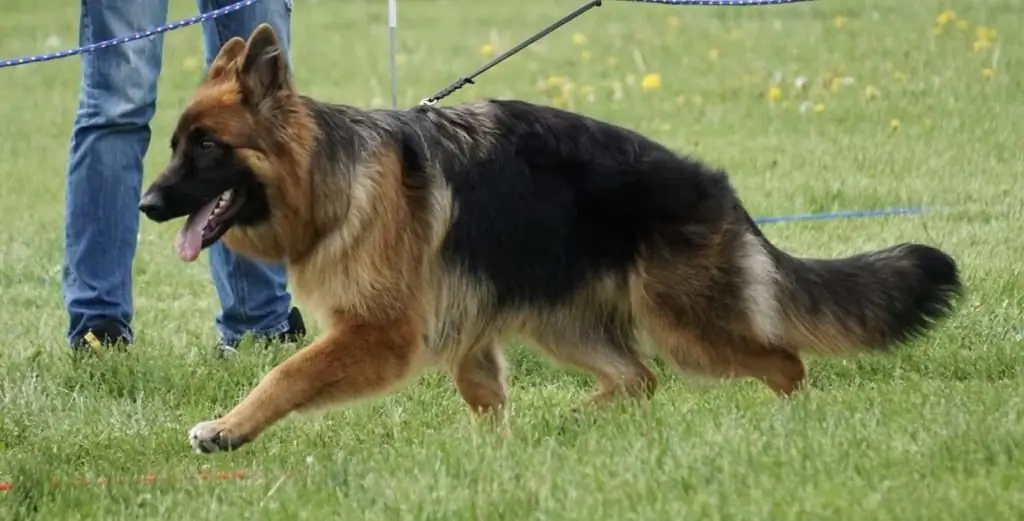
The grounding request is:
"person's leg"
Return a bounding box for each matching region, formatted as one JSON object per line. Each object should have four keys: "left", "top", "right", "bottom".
{"left": 197, "top": 0, "right": 304, "bottom": 349}
{"left": 63, "top": 0, "right": 169, "bottom": 349}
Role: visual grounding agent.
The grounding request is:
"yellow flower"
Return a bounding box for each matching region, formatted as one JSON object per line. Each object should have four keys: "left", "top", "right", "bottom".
{"left": 572, "top": 33, "right": 587, "bottom": 45}
{"left": 641, "top": 73, "right": 662, "bottom": 91}
{"left": 935, "top": 9, "right": 956, "bottom": 27}
{"left": 863, "top": 85, "right": 880, "bottom": 101}
{"left": 767, "top": 86, "right": 782, "bottom": 102}
{"left": 976, "top": 27, "right": 997, "bottom": 41}
{"left": 707, "top": 48, "right": 720, "bottom": 62}
{"left": 890, "top": 118, "right": 900, "bottom": 131}
{"left": 813, "top": 103, "right": 826, "bottom": 114}
{"left": 581, "top": 50, "right": 592, "bottom": 62}
{"left": 546, "top": 76, "right": 568, "bottom": 88}
{"left": 479, "top": 43, "right": 495, "bottom": 57}
{"left": 982, "top": 68, "right": 995, "bottom": 79}
{"left": 973, "top": 39, "right": 993, "bottom": 52}
{"left": 833, "top": 16, "right": 847, "bottom": 29}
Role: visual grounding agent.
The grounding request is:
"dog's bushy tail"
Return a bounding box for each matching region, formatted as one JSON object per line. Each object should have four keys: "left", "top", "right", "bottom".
{"left": 748, "top": 218, "right": 963, "bottom": 355}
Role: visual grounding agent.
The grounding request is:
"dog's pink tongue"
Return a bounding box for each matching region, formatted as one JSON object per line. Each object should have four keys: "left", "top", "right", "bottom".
{"left": 174, "top": 198, "right": 219, "bottom": 262}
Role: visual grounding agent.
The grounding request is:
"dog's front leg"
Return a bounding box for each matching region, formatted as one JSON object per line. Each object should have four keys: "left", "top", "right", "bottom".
{"left": 188, "top": 314, "right": 424, "bottom": 453}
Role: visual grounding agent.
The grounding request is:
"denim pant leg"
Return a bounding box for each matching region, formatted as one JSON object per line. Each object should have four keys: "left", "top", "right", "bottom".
{"left": 198, "top": 0, "right": 294, "bottom": 347}
{"left": 62, "top": 0, "right": 170, "bottom": 345}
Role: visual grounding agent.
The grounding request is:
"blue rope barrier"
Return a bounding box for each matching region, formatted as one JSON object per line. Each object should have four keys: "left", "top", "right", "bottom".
{"left": 753, "top": 207, "right": 926, "bottom": 225}
{"left": 0, "top": 0, "right": 259, "bottom": 69}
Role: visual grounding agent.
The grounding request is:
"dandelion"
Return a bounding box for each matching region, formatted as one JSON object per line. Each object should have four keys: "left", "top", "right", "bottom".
{"left": 707, "top": 48, "right": 720, "bottom": 62}
{"left": 890, "top": 118, "right": 900, "bottom": 131}
{"left": 974, "top": 26, "right": 996, "bottom": 52}
{"left": 641, "top": 73, "right": 662, "bottom": 91}
{"left": 572, "top": 33, "right": 588, "bottom": 45}
{"left": 813, "top": 103, "right": 826, "bottom": 114}
{"left": 982, "top": 68, "right": 995, "bottom": 79}
{"left": 863, "top": 85, "right": 880, "bottom": 101}
{"left": 833, "top": 16, "right": 847, "bottom": 29}
{"left": 976, "top": 27, "right": 997, "bottom": 41}
{"left": 546, "top": 76, "right": 568, "bottom": 89}
{"left": 479, "top": 43, "right": 495, "bottom": 57}
{"left": 767, "top": 86, "right": 782, "bottom": 102}
{"left": 935, "top": 9, "right": 956, "bottom": 27}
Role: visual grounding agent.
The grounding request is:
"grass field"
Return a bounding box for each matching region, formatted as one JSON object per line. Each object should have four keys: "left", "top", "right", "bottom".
{"left": 1, "top": 0, "right": 1022, "bottom": 519}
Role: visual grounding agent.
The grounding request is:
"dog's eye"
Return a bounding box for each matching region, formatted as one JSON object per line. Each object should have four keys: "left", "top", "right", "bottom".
{"left": 199, "top": 139, "right": 217, "bottom": 152}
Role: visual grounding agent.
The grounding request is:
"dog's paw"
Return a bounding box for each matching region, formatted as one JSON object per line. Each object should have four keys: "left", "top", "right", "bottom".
{"left": 188, "top": 420, "right": 249, "bottom": 454}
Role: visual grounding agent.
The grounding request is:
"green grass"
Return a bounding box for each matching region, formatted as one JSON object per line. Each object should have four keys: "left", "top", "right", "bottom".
{"left": 1, "top": 0, "right": 1022, "bottom": 519}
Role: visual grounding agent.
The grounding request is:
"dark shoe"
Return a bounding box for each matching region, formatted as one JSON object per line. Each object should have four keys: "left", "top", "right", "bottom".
{"left": 70, "top": 320, "right": 132, "bottom": 352}
{"left": 274, "top": 306, "right": 307, "bottom": 344}
{"left": 216, "top": 307, "right": 307, "bottom": 357}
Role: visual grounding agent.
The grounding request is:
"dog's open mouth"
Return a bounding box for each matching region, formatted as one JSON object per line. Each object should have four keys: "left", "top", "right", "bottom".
{"left": 174, "top": 189, "right": 245, "bottom": 262}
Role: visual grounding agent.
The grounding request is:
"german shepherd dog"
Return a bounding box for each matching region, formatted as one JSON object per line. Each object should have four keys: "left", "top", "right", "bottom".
{"left": 139, "top": 24, "right": 962, "bottom": 453}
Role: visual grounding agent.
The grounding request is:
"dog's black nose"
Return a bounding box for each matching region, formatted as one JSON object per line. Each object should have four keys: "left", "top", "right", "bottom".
{"left": 138, "top": 191, "right": 165, "bottom": 217}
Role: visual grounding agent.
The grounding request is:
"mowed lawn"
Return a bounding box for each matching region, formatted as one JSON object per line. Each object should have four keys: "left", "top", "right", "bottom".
{"left": 1, "top": 0, "right": 1022, "bottom": 519}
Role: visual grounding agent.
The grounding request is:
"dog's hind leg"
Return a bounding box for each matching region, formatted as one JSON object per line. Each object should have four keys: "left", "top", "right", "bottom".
{"left": 634, "top": 247, "right": 807, "bottom": 396}
{"left": 187, "top": 313, "right": 427, "bottom": 454}
{"left": 650, "top": 330, "right": 807, "bottom": 396}
{"left": 450, "top": 342, "right": 509, "bottom": 428}
{"left": 527, "top": 319, "right": 658, "bottom": 408}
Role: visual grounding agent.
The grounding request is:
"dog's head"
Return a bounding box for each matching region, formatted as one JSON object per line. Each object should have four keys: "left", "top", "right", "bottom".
{"left": 139, "top": 23, "right": 298, "bottom": 262}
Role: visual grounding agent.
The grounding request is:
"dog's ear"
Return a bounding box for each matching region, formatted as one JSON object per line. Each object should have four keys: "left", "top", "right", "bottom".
{"left": 207, "top": 37, "right": 246, "bottom": 80}
{"left": 238, "top": 23, "right": 291, "bottom": 105}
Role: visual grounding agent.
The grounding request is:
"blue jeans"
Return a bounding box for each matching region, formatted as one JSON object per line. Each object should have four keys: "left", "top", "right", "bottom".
{"left": 62, "top": 0, "right": 295, "bottom": 347}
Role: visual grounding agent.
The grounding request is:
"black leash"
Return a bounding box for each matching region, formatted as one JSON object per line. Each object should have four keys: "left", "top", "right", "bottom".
{"left": 419, "top": 0, "right": 604, "bottom": 106}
